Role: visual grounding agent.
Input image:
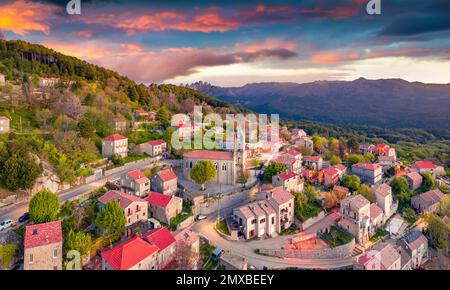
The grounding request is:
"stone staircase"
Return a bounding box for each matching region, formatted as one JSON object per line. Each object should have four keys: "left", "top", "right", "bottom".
{"left": 352, "top": 244, "right": 364, "bottom": 256}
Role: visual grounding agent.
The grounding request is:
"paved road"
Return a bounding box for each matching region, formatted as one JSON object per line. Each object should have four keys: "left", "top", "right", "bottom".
{"left": 0, "top": 159, "right": 178, "bottom": 223}
{"left": 192, "top": 215, "right": 354, "bottom": 270}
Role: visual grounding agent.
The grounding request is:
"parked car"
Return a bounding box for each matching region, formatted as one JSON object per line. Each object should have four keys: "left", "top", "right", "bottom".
{"left": 196, "top": 214, "right": 207, "bottom": 221}
{"left": 18, "top": 212, "right": 30, "bottom": 223}
{"left": 211, "top": 247, "right": 224, "bottom": 263}
{"left": 0, "top": 219, "right": 13, "bottom": 231}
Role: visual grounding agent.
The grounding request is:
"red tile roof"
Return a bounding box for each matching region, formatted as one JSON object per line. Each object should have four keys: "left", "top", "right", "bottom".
{"left": 143, "top": 227, "right": 176, "bottom": 251}
{"left": 278, "top": 171, "right": 297, "bottom": 180}
{"left": 147, "top": 139, "right": 166, "bottom": 146}
{"left": 135, "top": 109, "right": 148, "bottom": 115}
{"left": 157, "top": 168, "right": 177, "bottom": 182}
{"left": 374, "top": 183, "right": 392, "bottom": 198}
{"left": 103, "top": 134, "right": 127, "bottom": 141}
{"left": 415, "top": 161, "right": 438, "bottom": 169}
{"left": 273, "top": 156, "right": 296, "bottom": 165}
{"left": 334, "top": 164, "right": 346, "bottom": 171}
{"left": 324, "top": 167, "right": 339, "bottom": 176}
{"left": 24, "top": 221, "right": 62, "bottom": 249}
{"left": 285, "top": 149, "right": 301, "bottom": 157}
{"left": 352, "top": 162, "right": 381, "bottom": 171}
{"left": 303, "top": 156, "right": 322, "bottom": 162}
{"left": 101, "top": 236, "right": 159, "bottom": 270}
{"left": 98, "top": 190, "right": 146, "bottom": 209}
{"left": 127, "top": 170, "right": 149, "bottom": 183}
{"left": 183, "top": 150, "right": 233, "bottom": 160}
{"left": 265, "top": 186, "right": 294, "bottom": 205}
{"left": 370, "top": 204, "right": 383, "bottom": 220}
{"left": 146, "top": 192, "right": 172, "bottom": 208}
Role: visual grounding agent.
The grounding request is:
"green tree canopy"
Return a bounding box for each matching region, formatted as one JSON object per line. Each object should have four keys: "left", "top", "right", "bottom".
{"left": 330, "top": 155, "right": 342, "bottom": 166}
{"left": 29, "top": 189, "right": 60, "bottom": 224}
{"left": 65, "top": 229, "right": 92, "bottom": 258}
{"left": 264, "top": 162, "right": 288, "bottom": 182}
{"left": 427, "top": 214, "right": 449, "bottom": 251}
{"left": 157, "top": 105, "right": 171, "bottom": 128}
{"left": 358, "top": 184, "right": 375, "bottom": 203}
{"left": 421, "top": 172, "right": 436, "bottom": 191}
{"left": 391, "top": 176, "right": 409, "bottom": 196}
{"left": 341, "top": 174, "right": 361, "bottom": 192}
{"left": 0, "top": 140, "right": 43, "bottom": 191}
{"left": 95, "top": 201, "right": 126, "bottom": 240}
{"left": 190, "top": 160, "right": 217, "bottom": 190}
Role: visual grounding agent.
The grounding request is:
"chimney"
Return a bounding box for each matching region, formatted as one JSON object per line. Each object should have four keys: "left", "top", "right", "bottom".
{"left": 45, "top": 235, "right": 49, "bottom": 244}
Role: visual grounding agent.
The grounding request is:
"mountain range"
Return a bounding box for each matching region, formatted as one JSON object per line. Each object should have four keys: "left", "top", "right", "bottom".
{"left": 188, "top": 79, "right": 450, "bottom": 130}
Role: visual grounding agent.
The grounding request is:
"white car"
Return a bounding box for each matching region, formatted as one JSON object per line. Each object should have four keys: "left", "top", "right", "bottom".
{"left": 196, "top": 215, "right": 207, "bottom": 221}
{"left": 0, "top": 219, "right": 13, "bottom": 231}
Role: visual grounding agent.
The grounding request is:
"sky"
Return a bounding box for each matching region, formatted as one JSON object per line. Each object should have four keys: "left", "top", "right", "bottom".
{"left": 0, "top": 0, "right": 449, "bottom": 86}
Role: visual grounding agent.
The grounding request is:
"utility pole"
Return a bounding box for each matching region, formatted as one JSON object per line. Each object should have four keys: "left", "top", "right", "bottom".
{"left": 217, "top": 183, "right": 221, "bottom": 225}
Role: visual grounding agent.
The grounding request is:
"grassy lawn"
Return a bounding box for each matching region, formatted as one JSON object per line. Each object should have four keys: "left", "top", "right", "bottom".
{"left": 169, "top": 202, "right": 193, "bottom": 231}
{"left": 215, "top": 219, "right": 230, "bottom": 236}
{"left": 370, "top": 228, "right": 389, "bottom": 243}
{"left": 122, "top": 154, "right": 148, "bottom": 164}
{"left": 295, "top": 201, "right": 322, "bottom": 222}
{"left": 279, "top": 224, "right": 299, "bottom": 236}
{"left": 320, "top": 226, "right": 353, "bottom": 248}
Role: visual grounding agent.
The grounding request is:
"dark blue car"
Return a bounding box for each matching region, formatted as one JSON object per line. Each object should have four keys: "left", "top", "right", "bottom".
{"left": 18, "top": 212, "right": 30, "bottom": 223}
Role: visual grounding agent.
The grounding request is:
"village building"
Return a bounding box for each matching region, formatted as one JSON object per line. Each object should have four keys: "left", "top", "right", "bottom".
{"left": 303, "top": 156, "right": 323, "bottom": 170}
{"left": 323, "top": 167, "right": 340, "bottom": 187}
{"left": 351, "top": 163, "right": 382, "bottom": 185}
{"left": 412, "top": 161, "right": 445, "bottom": 177}
{"left": 355, "top": 243, "right": 401, "bottom": 270}
{"left": 146, "top": 192, "right": 183, "bottom": 224}
{"left": 0, "top": 116, "right": 10, "bottom": 134}
{"left": 24, "top": 221, "right": 63, "bottom": 270}
{"left": 399, "top": 230, "right": 429, "bottom": 268}
{"left": 101, "top": 236, "right": 159, "bottom": 270}
{"left": 139, "top": 139, "right": 167, "bottom": 158}
{"left": 39, "top": 77, "right": 60, "bottom": 87}
{"left": 291, "top": 136, "right": 314, "bottom": 151}
{"left": 120, "top": 170, "right": 150, "bottom": 197}
{"left": 291, "top": 128, "right": 307, "bottom": 138}
{"left": 272, "top": 171, "right": 304, "bottom": 193}
{"left": 377, "top": 155, "right": 397, "bottom": 168}
{"left": 256, "top": 186, "right": 295, "bottom": 233}
{"left": 102, "top": 134, "right": 128, "bottom": 158}
{"left": 174, "top": 228, "right": 200, "bottom": 270}
{"left": 283, "top": 149, "right": 302, "bottom": 161}
{"left": 273, "top": 156, "right": 302, "bottom": 174}
{"left": 151, "top": 168, "right": 178, "bottom": 195}
{"left": 98, "top": 190, "right": 148, "bottom": 227}
{"left": 183, "top": 150, "right": 236, "bottom": 185}
{"left": 359, "top": 143, "right": 377, "bottom": 155}
{"left": 411, "top": 189, "right": 445, "bottom": 214}
{"left": 143, "top": 227, "right": 177, "bottom": 268}
{"left": 111, "top": 117, "right": 127, "bottom": 132}
{"left": 339, "top": 194, "right": 371, "bottom": 245}
{"left": 134, "top": 109, "right": 149, "bottom": 118}
{"left": 405, "top": 172, "right": 423, "bottom": 190}
{"left": 373, "top": 183, "right": 397, "bottom": 221}
{"left": 333, "top": 164, "right": 347, "bottom": 178}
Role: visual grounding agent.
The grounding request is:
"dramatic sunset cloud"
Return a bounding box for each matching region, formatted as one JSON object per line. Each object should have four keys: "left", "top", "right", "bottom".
{"left": 2, "top": 0, "right": 449, "bottom": 85}
{"left": 0, "top": 0, "right": 58, "bottom": 35}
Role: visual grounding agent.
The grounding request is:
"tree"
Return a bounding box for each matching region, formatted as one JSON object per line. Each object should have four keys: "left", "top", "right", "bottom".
{"left": 391, "top": 176, "right": 409, "bottom": 196}
{"left": 421, "top": 172, "right": 436, "bottom": 191}
{"left": 341, "top": 175, "right": 361, "bottom": 192}
{"left": 190, "top": 160, "right": 216, "bottom": 190}
{"left": 111, "top": 154, "right": 124, "bottom": 166}
{"left": 237, "top": 169, "right": 251, "bottom": 185}
{"left": 0, "top": 140, "right": 43, "bottom": 191}
{"left": 438, "top": 195, "right": 450, "bottom": 217}
{"left": 65, "top": 230, "right": 92, "bottom": 262}
{"left": 347, "top": 137, "right": 359, "bottom": 153}
{"left": 264, "top": 162, "right": 288, "bottom": 182}
{"left": 0, "top": 244, "right": 18, "bottom": 269}
{"left": 358, "top": 184, "right": 375, "bottom": 203}
{"left": 427, "top": 214, "right": 449, "bottom": 251}
{"left": 29, "top": 189, "right": 60, "bottom": 224}
{"left": 363, "top": 153, "right": 376, "bottom": 163}
{"left": 347, "top": 154, "right": 364, "bottom": 166}
{"left": 95, "top": 201, "right": 126, "bottom": 240}
{"left": 304, "top": 186, "right": 319, "bottom": 202}
{"left": 77, "top": 118, "right": 96, "bottom": 139}
{"left": 157, "top": 105, "right": 171, "bottom": 128}
{"left": 330, "top": 155, "right": 342, "bottom": 166}
{"left": 173, "top": 240, "right": 199, "bottom": 270}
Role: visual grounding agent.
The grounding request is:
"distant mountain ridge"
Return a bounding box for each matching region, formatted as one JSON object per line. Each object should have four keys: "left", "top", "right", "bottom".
{"left": 188, "top": 78, "right": 450, "bottom": 129}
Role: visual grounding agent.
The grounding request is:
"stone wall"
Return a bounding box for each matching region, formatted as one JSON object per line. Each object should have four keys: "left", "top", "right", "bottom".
{"left": 176, "top": 215, "right": 195, "bottom": 231}
{"left": 296, "top": 211, "right": 326, "bottom": 231}
{"left": 259, "top": 238, "right": 355, "bottom": 260}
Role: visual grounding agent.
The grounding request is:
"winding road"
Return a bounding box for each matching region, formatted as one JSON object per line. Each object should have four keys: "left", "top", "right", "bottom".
{"left": 192, "top": 215, "right": 354, "bottom": 270}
